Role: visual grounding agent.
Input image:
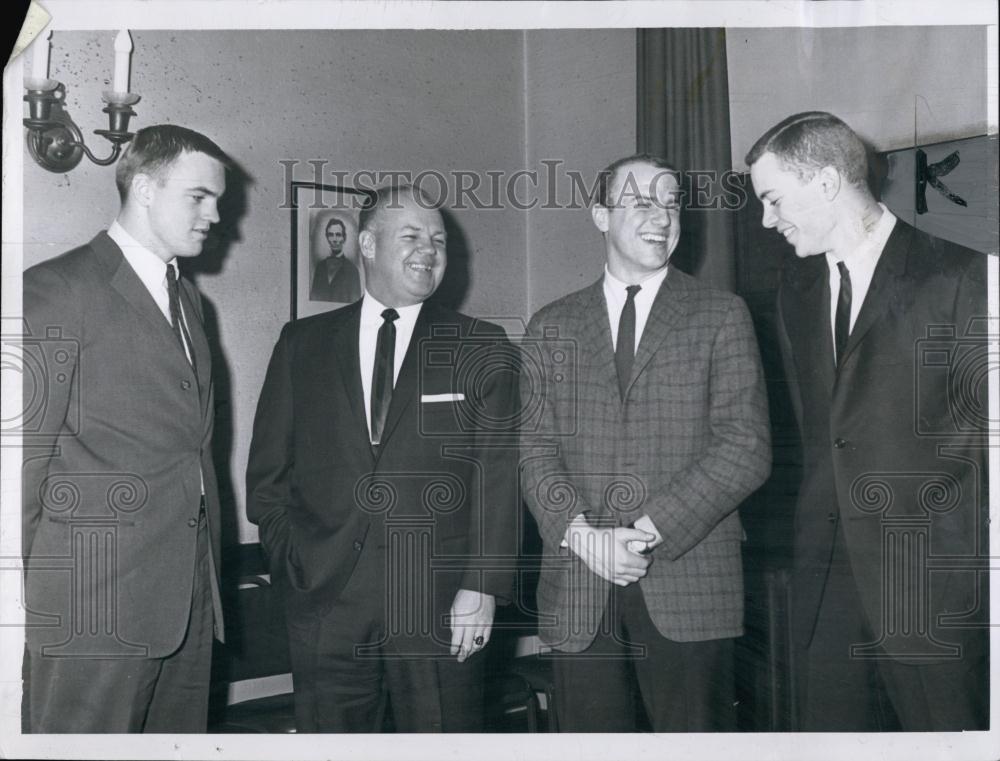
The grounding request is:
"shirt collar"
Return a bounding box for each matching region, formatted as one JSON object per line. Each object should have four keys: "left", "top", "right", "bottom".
{"left": 603, "top": 263, "right": 669, "bottom": 300}
{"left": 826, "top": 203, "right": 897, "bottom": 270}
{"left": 360, "top": 291, "right": 424, "bottom": 326}
{"left": 866, "top": 202, "right": 897, "bottom": 256}
{"left": 108, "top": 219, "right": 178, "bottom": 279}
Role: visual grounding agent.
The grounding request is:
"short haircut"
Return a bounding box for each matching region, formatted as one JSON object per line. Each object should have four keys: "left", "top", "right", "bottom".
{"left": 115, "top": 124, "right": 231, "bottom": 202}
{"left": 358, "top": 184, "right": 436, "bottom": 233}
{"left": 744, "top": 111, "right": 869, "bottom": 187}
{"left": 597, "top": 152, "right": 679, "bottom": 208}
{"left": 325, "top": 217, "right": 346, "bottom": 235}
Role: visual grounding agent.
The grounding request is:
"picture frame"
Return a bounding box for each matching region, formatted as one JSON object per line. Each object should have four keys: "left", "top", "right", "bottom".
{"left": 289, "top": 181, "right": 376, "bottom": 320}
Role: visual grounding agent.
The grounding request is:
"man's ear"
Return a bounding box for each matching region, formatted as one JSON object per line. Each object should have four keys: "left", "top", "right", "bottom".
{"left": 818, "top": 165, "right": 842, "bottom": 200}
{"left": 358, "top": 229, "right": 376, "bottom": 260}
{"left": 130, "top": 173, "right": 155, "bottom": 208}
{"left": 591, "top": 204, "right": 609, "bottom": 233}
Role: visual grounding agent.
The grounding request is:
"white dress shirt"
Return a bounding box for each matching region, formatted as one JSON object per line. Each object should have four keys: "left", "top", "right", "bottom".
{"left": 603, "top": 264, "right": 670, "bottom": 351}
{"left": 359, "top": 293, "right": 423, "bottom": 442}
{"left": 108, "top": 220, "right": 194, "bottom": 365}
{"left": 825, "top": 203, "right": 896, "bottom": 360}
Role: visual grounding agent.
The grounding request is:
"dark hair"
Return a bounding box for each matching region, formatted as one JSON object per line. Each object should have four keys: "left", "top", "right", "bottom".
{"left": 115, "top": 124, "right": 231, "bottom": 202}
{"left": 597, "top": 152, "right": 679, "bottom": 208}
{"left": 325, "top": 217, "right": 346, "bottom": 235}
{"left": 744, "top": 111, "right": 869, "bottom": 187}
{"left": 358, "top": 184, "right": 436, "bottom": 233}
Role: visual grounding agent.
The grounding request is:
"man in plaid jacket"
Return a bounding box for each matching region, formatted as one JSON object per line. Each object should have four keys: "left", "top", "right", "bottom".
{"left": 521, "top": 153, "right": 771, "bottom": 731}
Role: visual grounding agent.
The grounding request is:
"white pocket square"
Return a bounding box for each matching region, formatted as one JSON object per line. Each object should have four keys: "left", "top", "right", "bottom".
{"left": 421, "top": 393, "right": 464, "bottom": 403}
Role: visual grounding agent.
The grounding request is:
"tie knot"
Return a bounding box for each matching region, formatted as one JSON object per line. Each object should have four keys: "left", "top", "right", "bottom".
{"left": 165, "top": 263, "right": 178, "bottom": 286}
{"left": 837, "top": 260, "right": 850, "bottom": 279}
{"left": 381, "top": 308, "right": 399, "bottom": 323}
{"left": 625, "top": 284, "right": 641, "bottom": 300}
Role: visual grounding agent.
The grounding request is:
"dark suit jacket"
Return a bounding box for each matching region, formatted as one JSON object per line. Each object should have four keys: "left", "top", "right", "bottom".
{"left": 777, "top": 220, "right": 989, "bottom": 658}
{"left": 22, "top": 232, "right": 223, "bottom": 658}
{"left": 310, "top": 255, "right": 362, "bottom": 303}
{"left": 521, "top": 270, "right": 771, "bottom": 652}
{"left": 246, "top": 299, "right": 518, "bottom": 647}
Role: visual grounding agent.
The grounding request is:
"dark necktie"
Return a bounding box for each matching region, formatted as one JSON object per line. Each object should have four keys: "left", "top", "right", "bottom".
{"left": 615, "top": 285, "right": 641, "bottom": 400}
{"left": 166, "top": 263, "right": 197, "bottom": 374}
{"left": 371, "top": 307, "right": 399, "bottom": 445}
{"left": 834, "top": 260, "right": 852, "bottom": 365}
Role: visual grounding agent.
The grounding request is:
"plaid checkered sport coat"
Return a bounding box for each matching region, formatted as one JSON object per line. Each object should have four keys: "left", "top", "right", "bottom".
{"left": 521, "top": 269, "right": 771, "bottom": 651}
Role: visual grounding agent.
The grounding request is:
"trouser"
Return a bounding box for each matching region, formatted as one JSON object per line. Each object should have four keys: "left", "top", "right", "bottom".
{"left": 552, "top": 581, "right": 736, "bottom": 732}
{"left": 25, "top": 509, "right": 214, "bottom": 733}
{"left": 284, "top": 542, "right": 485, "bottom": 733}
{"left": 797, "top": 521, "right": 988, "bottom": 731}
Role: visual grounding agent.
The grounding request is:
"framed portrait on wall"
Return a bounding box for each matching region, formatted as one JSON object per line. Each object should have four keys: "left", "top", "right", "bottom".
{"left": 289, "top": 181, "right": 375, "bottom": 320}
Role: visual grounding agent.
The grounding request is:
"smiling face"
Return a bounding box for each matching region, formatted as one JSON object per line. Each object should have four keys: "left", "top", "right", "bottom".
{"left": 359, "top": 193, "right": 446, "bottom": 307}
{"left": 325, "top": 220, "right": 346, "bottom": 256}
{"left": 138, "top": 150, "right": 226, "bottom": 261}
{"left": 749, "top": 151, "right": 835, "bottom": 258}
{"left": 592, "top": 161, "right": 681, "bottom": 282}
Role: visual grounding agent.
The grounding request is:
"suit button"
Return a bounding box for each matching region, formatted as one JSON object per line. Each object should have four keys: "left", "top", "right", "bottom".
{"left": 187, "top": 517, "right": 198, "bottom": 527}
{"left": 827, "top": 512, "right": 837, "bottom": 523}
{"left": 181, "top": 380, "right": 192, "bottom": 390}
{"left": 353, "top": 540, "right": 363, "bottom": 551}
{"left": 833, "top": 438, "right": 847, "bottom": 449}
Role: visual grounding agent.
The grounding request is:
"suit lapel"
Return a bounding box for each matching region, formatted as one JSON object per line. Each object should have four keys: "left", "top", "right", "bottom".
{"left": 328, "top": 302, "right": 372, "bottom": 452}
{"left": 627, "top": 270, "right": 691, "bottom": 392}
{"left": 837, "top": 221, "right": 910, "bottom": 369}
{"left": 578, "top": 280, "right": 620, "bottom": 396}
{"left": 94, "top": 232, "right": 199, "bottom": 371}
{"left": 782, "top": 254, "right": 836, "bottom": 395}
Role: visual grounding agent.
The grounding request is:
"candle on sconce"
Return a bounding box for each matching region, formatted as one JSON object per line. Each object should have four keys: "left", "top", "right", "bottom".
{"left": 113, "top": 29, "right": 132, "bottom": 94}
{"left": 23, "top": 24, "right": 141, "bottom": 173}
{"left": 31, "top": 29, "right": 52, "bottom": 82}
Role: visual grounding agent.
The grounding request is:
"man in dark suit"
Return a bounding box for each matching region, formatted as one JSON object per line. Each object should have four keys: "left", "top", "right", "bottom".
{"left": 521, "top": 153, "right": 771, "bottom": 731}
{"left": 310, "top": 217, "right": 362, "bottom": 303}
{"left": 747, "top": 111, "right": 989, "bottom": 730}
{"left": 247, "top": 184, "right": 519, "bottom": 732}
{"left": 22, "top": 125, "right": 231, "bottom": 732}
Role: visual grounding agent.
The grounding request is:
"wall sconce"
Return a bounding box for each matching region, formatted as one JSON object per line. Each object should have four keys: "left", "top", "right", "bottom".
{"left": 23, "top": 29, "right": 140, "bottom": 173}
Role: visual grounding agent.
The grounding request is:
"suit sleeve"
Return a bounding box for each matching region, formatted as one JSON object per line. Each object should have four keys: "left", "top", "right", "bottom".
{"left": 245, "top": 323, "right": 295, "bottom": 583}
{"left": 459, "top": 325, "right": 520, "bottom": 602}
{"left": 22, "top": 263, "right": 81, "bottom": 557}
{"left": 949, "top": 251, "right": 990, "bottom": 544}
{"left": 644, "top": 296, "right": 772, "bottom": 560}
{"left": 775, "top": 286, "right": 804, "bottom": 434}
{"left": 519, "top": 312, "right": 597, "bottom": 551}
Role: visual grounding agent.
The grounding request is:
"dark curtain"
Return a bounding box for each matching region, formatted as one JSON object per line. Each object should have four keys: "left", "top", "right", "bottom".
{"left": 637, "top": 28, "right": 736, "bottom": 292}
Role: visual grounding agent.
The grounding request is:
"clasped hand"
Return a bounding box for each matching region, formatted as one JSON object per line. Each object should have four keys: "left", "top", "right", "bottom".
{"left": 566, "top": 517, "right": 657, "bottom": 586}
